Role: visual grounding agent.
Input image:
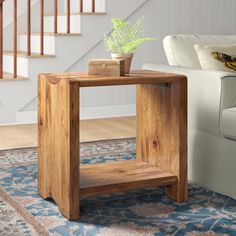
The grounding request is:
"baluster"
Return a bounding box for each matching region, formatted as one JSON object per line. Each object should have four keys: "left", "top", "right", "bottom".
{"left": 40, "top": 0, "right": 44, "bottom": 55}
{"left": 80, "top": 0, "right": 83, "bottom": 13}
{"left": 27, "top": 0, "right": 31, "bottom": 55}
{"left": 54, "top": 0, "right": 58, "bottom": 34}
{"left": 92, "top": 0, "right": 95, "bottom": 13}
{"left": 0, "top": 0, "right": 3, "bottom": 79}
{"left": 67, "top": 0, "right": 70, "bottom": 33}
{"left": 13, "top": 0, "right": 17, "bottom": 78}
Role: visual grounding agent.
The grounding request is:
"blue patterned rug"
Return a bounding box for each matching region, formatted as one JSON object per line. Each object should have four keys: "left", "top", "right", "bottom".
{"left": 0, "top": 138, "right": 236, "bottom": 236}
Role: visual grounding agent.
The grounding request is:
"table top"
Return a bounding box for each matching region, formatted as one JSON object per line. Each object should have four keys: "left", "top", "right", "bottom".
{"left": 41, "top": 70, "right": 186, "bottom": 87}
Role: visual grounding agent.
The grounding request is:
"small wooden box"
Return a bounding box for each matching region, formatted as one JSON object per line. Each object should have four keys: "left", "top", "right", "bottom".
{"left": 88, "top": 59, "right": 125, "bottom": 76}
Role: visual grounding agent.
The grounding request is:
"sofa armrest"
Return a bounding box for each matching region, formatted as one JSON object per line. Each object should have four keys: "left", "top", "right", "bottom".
{"left": 143, "top": 63, "right": 236, "bottom": 79}
{"left": 143, "top": 63, "right": 236, "bottom": 137}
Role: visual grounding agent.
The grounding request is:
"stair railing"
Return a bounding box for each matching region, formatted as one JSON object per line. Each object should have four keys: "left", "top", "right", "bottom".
{"left": 0, "top": 0, "right": 99, "bottom": 79}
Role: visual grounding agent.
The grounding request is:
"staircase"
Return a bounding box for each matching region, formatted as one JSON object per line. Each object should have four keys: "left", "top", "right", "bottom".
{"left": 1, "top": 0, "right": 105, "bottom": 80}
{"left": 0, "top": 0, "right": 147, "bottom": 124}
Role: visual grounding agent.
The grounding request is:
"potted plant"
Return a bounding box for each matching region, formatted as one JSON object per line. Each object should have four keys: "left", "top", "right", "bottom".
{"left": 104, "top": 16, "right": 158, "bottom": 74}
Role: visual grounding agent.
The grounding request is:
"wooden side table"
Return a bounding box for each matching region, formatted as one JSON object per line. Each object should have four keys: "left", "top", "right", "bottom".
{"left": 38, "top": 70, "right": 188, "bottom": 220}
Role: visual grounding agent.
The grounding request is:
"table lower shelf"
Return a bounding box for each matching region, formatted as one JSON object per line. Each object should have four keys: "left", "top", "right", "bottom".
{"left": 80, "top": 160, "right": 177, "bottom": 197}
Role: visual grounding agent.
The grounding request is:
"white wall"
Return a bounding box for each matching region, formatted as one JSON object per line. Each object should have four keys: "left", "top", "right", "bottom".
{"left": 71, "top": 0, "right": 236, "bottom": 66}
{"left": 61, "top": 0, "right": 236, "bottom": 115}
{"left": 13, "top": 0, "right": 236, "bottom": 122}
{"left": 154, "top": 0, "right": 236, "bottom": 63}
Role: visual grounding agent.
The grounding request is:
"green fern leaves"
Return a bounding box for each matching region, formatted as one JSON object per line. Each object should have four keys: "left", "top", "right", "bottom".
{"left": 104, "top": 17, "right": 158, "bottom": 54}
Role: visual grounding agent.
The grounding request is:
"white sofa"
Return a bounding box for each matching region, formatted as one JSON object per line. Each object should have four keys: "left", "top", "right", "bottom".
{"left": 143, "top": 35, "right": 236, "bottom": 199}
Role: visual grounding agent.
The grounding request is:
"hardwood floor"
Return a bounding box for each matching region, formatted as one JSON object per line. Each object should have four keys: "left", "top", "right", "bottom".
{"left": 0, "top": 117, "right": 136, "bottom": 150}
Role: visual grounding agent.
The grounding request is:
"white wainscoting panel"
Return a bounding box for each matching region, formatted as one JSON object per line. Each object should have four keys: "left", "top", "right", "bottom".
{"left": 20, "top": 0, "right": 236, "bottom": 122}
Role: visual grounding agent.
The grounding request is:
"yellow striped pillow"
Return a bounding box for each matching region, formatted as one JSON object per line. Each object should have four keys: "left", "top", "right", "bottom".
{"left": 211, "top": 52, "right": 236, "bottom": 71}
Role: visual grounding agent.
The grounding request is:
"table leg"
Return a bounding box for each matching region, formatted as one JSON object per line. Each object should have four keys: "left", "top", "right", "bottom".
{"left": 38, "top": 75, "right": 80, "bottom": 220}
{"left": 136, "top": 81, "right": 187, "bottom": 202}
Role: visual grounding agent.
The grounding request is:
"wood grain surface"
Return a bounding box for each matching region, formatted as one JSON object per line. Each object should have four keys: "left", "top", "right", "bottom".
{"left": 136, "top": 80, "right": 188, "bottom": 202}
{"left": 38, "top": 71, "right": 187, "bottom": 220}
{"left": 38, "top": 76, "right": 80, "bottom": 219}
{"left": 80, "top": 160, "right": 177, "bottom": 197}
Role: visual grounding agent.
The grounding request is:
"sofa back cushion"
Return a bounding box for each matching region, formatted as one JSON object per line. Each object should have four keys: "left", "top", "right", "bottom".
{"left": 163, "top": 35, "right": 236, "bottom": 68}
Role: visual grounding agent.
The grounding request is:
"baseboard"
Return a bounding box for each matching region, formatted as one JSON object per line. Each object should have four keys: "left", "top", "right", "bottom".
{"left": 80, "top": 104, "right": 136, "bottom": 120}
{"left": 15, "top": 104, "right": 136, "bottom": 125}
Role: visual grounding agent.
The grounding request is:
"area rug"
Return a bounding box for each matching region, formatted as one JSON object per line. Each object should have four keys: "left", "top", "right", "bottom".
{"left": 1, "top": 138, "right": 236, "bottom": 236}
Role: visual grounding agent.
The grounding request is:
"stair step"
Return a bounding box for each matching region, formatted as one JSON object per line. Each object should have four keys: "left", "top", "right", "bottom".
{"left": 21, "top": 32, "right": 82, "bottom": 36}
{"left": 44, "top": 12, "right": 106, "bottom": 17}
{"left": 19, "top": 33, "right": 81, "bottom": 54}
{"left": 0, "top": 72, "right": 28, "bottom": 81}
{"left": 44, "top": 15, "right": 81, "bottom": 33}
{"left": 3, "top": 51, "right": 55, "bottom": 58}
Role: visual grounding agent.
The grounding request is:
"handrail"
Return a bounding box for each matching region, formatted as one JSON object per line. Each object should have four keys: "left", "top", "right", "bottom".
{"left": 0, "top": 0, "right": 100, "bottom": 79}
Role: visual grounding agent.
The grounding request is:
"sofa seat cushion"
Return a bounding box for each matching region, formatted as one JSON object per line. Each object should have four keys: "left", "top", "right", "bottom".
{"left": 163, "top": 35, "right": 236, "bottom": 69}
{"left": 222, "top": 107, "right": 236, "bottom": 140}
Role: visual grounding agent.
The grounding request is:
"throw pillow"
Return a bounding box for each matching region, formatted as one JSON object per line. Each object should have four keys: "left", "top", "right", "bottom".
{"left": 211, "top": 52, "right": 236, "bottom": 71}
{"left": 194, "top": 44, "right": 236, "bottom": 72}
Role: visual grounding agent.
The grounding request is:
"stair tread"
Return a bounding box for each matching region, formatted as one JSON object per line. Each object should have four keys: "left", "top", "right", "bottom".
{"left": 20, "top": 32, "right": 81, "bottom": 36}
{"left": 3, "top": 51, "right": 55, "bottom": 58}
{"left": 0, "top": 72, "right": 28, "bottom": 81}
{"left": 44, "top": 12, "right": 106, "bottom": 17}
